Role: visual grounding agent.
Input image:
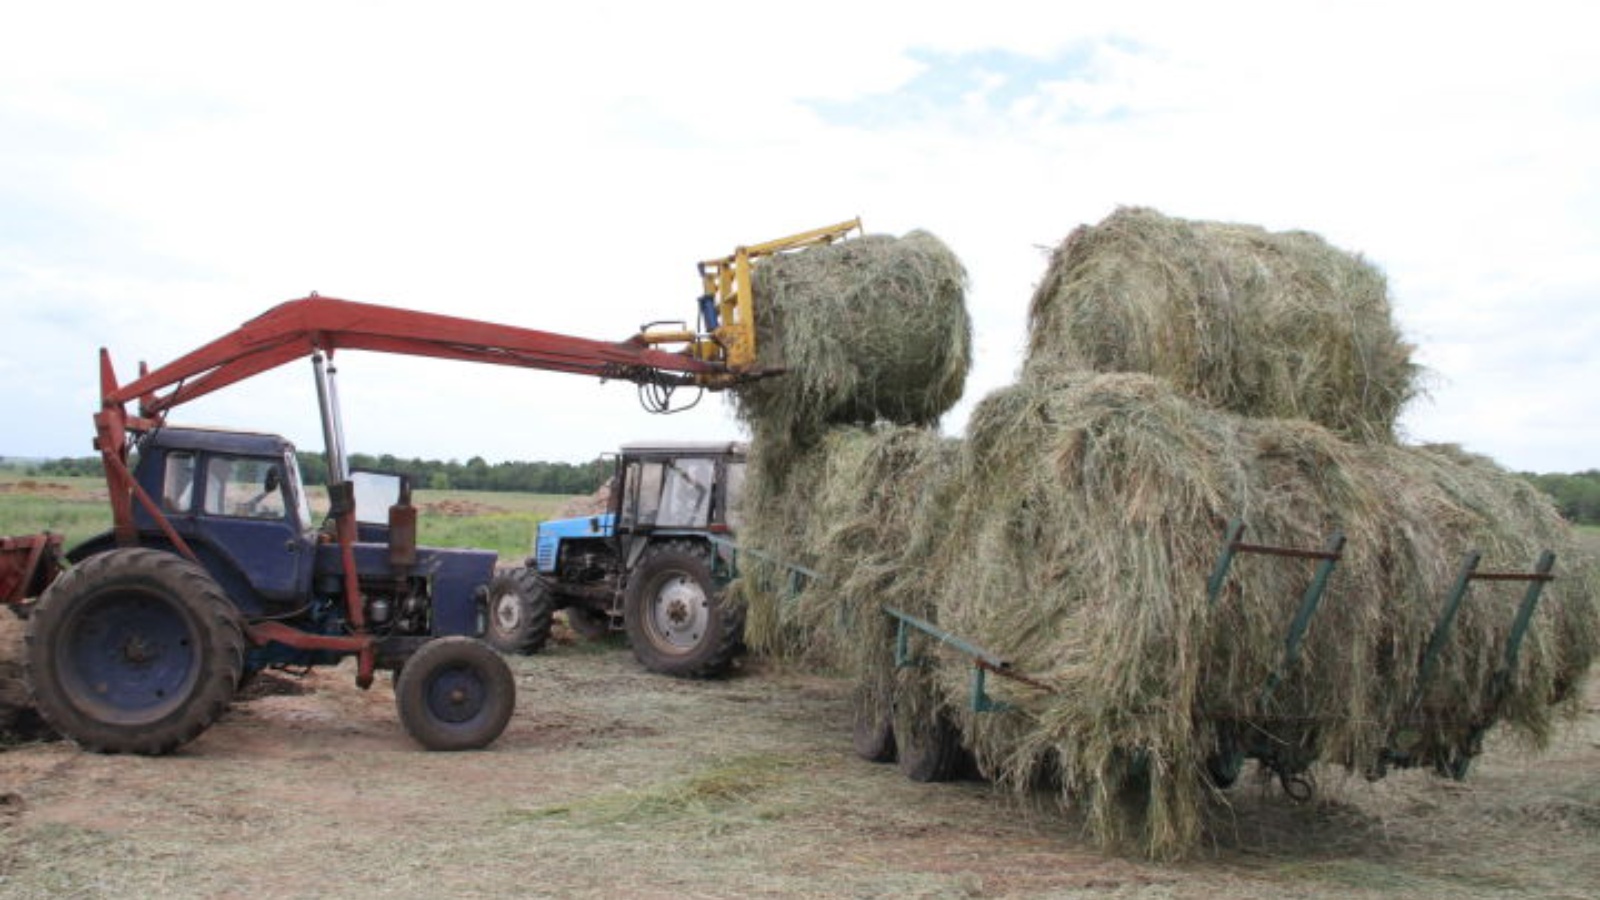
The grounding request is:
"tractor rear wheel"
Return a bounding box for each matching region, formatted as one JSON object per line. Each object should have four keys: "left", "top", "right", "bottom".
{"left": 24, "top": 548, "right": 245, "bottom": 755}
{"left": 395, "top": 636, "right": 515, "bottom": 751}
{"left": 623, "top": 541, "right": 743, "bottom": 678}
{"left": 893, "top": 703, "right": 966, "bottom": 783}
{"left": 484, "top": 568, "right": 552, "bottom": 655}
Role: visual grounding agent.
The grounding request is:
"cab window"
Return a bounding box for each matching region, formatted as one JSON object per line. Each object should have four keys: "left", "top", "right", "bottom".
{"left": 163, "top": 452, "right": 196, "bottom": 512}
{"left": 658, "top": 458, "right": 713, "bottom": 527}
{"left": 202, "top": 456, "right": 286, "bottom": 520}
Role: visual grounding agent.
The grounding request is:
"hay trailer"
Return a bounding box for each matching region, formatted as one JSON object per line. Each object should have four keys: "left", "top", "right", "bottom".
{"left": 1, "top": 282, "right": 804, "bottom": 755}
{"left": 716, "top": 519, "right": 1559, "bottom": 792}
{"left": 485, "top": 440, "right": 748, "bottom": 678}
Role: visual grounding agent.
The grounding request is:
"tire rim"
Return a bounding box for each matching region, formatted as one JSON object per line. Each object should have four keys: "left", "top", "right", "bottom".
{"left": 647, "top": 573, "right": 709, "bottom": 651}
{"left": 59, "top": 589, "right": 198, "bottom": 725}
{"left": 425, "top": 663, "right": 487, "bottom": 724}
{"left": 492, "top": 590, "right": 523, "bottom": 633}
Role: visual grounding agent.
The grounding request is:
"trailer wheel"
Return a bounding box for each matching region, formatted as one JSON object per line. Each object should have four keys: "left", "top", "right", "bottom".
{"left": 851, "top": 684, "right": 897, "bottom": 763}
{"left": 24, "top": 548, "right": 244, "bottom": 755}
{"left": 484, "top": 568, "right": 552, "bottom": 655}
{"left": 395, "top": 636, "right": 515, "bottom": 751}
{"left": 893, "top": 704, "right": 966, "bottom": 783}
{"left": 623, "top": 541, "right": 743, "bottom": 678}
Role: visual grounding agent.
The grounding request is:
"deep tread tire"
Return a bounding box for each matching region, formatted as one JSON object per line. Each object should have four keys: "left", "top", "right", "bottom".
{"left": 894, "top": 704, "right": 966, "bottom": 783}
{"left": 623, "top": 541, "right": 743, "bottom": 678}
{"left": 24, "top": 548, "right": 245, "bottom": 755}
{"left": 484, "top": 568, "right": 553, "bottom": 655}
{"left": 395, "top": 636, "right": 515, "bottom": 751}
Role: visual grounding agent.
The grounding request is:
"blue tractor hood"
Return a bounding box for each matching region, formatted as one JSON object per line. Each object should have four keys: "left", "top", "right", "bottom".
{"left": 534, "top": 513, "right": 614, "bottom": 574}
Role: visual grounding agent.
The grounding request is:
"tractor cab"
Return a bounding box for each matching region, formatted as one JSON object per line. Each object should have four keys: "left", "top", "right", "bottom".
{"left": 612, "top": 440, "right": 746, "bottom": 547}
{"left": 118, "top": 427, "right": 316, "bottom": 615}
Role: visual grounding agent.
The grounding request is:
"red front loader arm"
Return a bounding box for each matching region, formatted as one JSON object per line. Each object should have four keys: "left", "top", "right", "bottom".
{"left": 94, "top": 293, "right": 725, "bottom": 541}
{"left": 88, "top": 295, "right": 733, "bottom": 686}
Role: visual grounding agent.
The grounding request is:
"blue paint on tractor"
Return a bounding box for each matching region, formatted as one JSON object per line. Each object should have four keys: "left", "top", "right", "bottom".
{"left": 70, "top": 425, "right": 500, "bottom": 676}
{"left": 535, "top": 513, "right": 615, "bottom": 574}
{"left": 65, "top": 588, "right": 196, "bottom": 722}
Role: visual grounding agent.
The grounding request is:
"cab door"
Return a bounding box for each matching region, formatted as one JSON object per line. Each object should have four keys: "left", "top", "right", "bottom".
{"left": 189, "top": 453, "right": 313, "bottom": 608}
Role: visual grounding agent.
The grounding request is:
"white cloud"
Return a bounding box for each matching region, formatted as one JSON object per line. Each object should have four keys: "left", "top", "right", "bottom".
{"left": 2, "top": 1, "right": 1597, "bottom": 472}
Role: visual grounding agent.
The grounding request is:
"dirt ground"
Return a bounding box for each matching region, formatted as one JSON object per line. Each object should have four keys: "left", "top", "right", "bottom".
{"left": 0, "top": 621, "right": 1596, "bottom": 900}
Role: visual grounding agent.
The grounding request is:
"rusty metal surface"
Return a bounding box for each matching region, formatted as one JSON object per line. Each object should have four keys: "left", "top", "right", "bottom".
{"left": 0, "top": 532, "right": 64, "bottom": 607}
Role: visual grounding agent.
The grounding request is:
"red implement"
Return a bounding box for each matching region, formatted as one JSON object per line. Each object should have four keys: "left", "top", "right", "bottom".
{"left": 0, "top": 533, "right": 63, "bottom": 608}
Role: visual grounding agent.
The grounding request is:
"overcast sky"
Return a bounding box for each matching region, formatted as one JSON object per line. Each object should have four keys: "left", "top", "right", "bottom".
{"left": 3, "top": 1, "right": 1596, "bottom": 473}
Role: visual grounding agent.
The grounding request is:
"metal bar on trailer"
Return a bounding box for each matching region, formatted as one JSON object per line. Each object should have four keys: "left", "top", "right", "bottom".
{"left": 1260, "top": 531, "right": 1346, "bottom": 706}
{"left": 1411, "top": 551, "right": 1483, "bottom": 709}
{"left": 883, "top": 606, "right": 1043, "bottom": 711}
{"left": 704, "top": 534, "right": 824, "bottom": 585}
{"left": 883, "top": 606, "right": 1010, "bottom": 671}
{"left": 1206, "top": 519, "right": 1248, "bottom": 605}
{"left": 1493, "top": 550, "right": 1557, "bottom": 693}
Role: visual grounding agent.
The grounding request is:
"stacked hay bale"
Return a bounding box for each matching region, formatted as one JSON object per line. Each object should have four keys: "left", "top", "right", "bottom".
{"left": 730, "top": 208, "right": 1599, "bottom": 859}
{"left": 1024, "top": 207, "right": 1420, "bottom": 442}
{"left": 730, "top": 228, "right": 971, "bottom": 651}
{"left": 928, "top": 372, "right": 1596, "bottom": 857}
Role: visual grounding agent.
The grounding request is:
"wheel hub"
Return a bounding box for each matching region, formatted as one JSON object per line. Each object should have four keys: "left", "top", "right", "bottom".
{"left": 121, "top": 634, "right": 155, "bottom": 665}
{"left": 494, "top": 594, "right": 522, "bottom": 630}
{"left": 63, "top": 591, "right": 197, "bottom": 721}
{"left": 651, "top": 576, "right": 708, "bottom": 649}
{"left": 427, "top": 665, "right": 485, "bottom": 724}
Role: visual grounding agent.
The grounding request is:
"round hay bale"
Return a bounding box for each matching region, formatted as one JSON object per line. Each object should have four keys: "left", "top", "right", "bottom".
{"left": 919, "top": 371, "right": 1596, "bottom": 858}
{"left": 733, "top": 424, "right": 960, "bottom": 669}
{"left": 731, "top": 230, "right": 971, "bottom": 450}
{"left": 1025, "top": 207, "right": 1420, "bottom": 442}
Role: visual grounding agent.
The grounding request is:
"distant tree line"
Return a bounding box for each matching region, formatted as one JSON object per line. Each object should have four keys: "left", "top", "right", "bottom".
{"left": 1521, "top": 470, "right": 1600, "bottom": 526}
{"left": 16, "top": 453, "right": 609, "bottom": 495}
{"left": 295, "top": 452, "right": 609, "bottom": 494}
{"left": 11, "top": 453, "right": 1598, "bottom": 522}
{"left": 19, "top": 456, "right": 102, "bottom": 478}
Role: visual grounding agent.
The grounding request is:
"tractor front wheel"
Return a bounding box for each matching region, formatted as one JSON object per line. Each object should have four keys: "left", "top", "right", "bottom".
{"left": 24, "top": 548, "right": 245, "bottom": 755}
{"left": 395, "top": 636, "right": 515, "bottom": 751}
{"left": 623, "top": 541, "right": 743, "bottom": 678}
{"left": 484, "top": 568, "right": 552, "bottom": 655}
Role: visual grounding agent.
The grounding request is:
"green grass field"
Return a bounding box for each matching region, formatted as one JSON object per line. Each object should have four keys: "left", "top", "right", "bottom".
{"left": 1577, "top": 524, "right": 1600, "bottom": 555}
{"left": 0, "top": 470, "right": 580, "bottom": 561}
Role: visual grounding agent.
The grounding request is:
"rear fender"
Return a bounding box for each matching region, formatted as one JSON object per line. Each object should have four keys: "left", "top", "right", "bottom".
{"left": 65, "top": 531, "right": 271, "bottom": 618}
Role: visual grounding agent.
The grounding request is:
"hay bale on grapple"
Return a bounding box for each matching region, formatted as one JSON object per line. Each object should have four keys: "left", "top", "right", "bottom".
{"left": 732, "top": 230, "right": 971, "bottom": 458}
{"left": 1026, "top": 207, "right": 1419, "bottom": 443}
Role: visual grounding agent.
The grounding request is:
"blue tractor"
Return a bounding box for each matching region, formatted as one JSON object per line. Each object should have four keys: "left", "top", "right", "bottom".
{"left": 30, "top": 425, "right": 515, "bottom": 753}
{"left": 485, "top": 441, "right": 747, "bottom": 678}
